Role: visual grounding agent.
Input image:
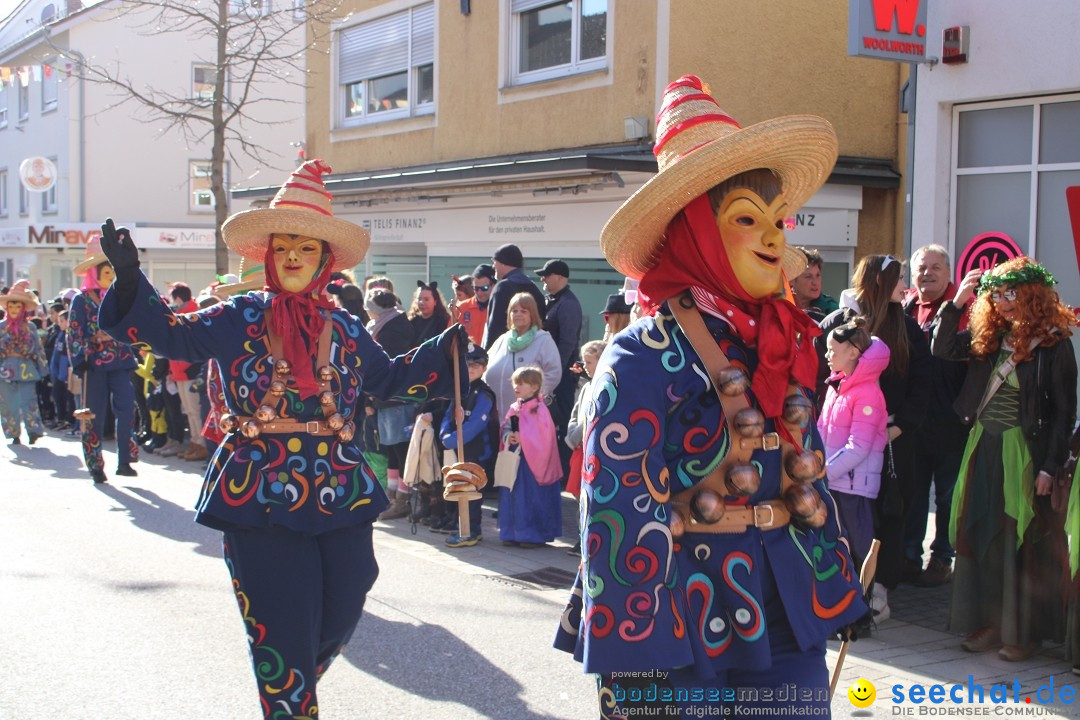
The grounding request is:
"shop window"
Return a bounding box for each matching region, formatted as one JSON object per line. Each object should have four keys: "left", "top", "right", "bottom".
{"left": 1040, "top": 101, "right": 1080, "bottom": 164}
{"left": 509, "top": 0, "right": 607, "bottom": 85}
{"left": 337, "top": 2, "right": 434, "bottom": 125}
{"left": 41, "top": 65, "right": 58, "bottom": 112}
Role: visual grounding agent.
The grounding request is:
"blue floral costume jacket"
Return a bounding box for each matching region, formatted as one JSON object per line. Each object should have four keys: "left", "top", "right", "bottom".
{"left": 100, "top": 273, "right": 462, "bottom": 533}
{"left": 0, "top": 322, "right": 48, "bottom": 382}
{"left": 554, "top": 305, "right": 866, "bottom": 677}
{"left": 69, "top": 290, "right": 137, "bottom": 373}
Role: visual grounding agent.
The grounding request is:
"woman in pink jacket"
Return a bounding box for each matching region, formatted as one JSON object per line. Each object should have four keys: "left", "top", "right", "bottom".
{"left": 819, "top": 317, "right": 891, "bottom": 575}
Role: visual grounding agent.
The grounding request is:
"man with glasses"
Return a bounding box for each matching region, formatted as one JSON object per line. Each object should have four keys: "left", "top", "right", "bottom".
{"left": 900, "top": 244, "right": 973, "bottom": 587}
{"left": 457, "top": 264, "right": 495, "bottom": 345}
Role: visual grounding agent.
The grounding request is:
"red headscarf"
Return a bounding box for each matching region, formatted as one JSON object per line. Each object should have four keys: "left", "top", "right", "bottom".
{"left": 263, "top": 242, "right": 337, "bottom": 399}
{"left": 637, "top": 194, "right": 819, "bottom": 418}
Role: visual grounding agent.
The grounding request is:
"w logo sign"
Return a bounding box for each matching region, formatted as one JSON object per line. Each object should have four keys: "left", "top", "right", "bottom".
{"left": 872, "top": 0, "right": 925, "bottom": 35}
{"left": 849, "top": 0, "right": 929, "bottom": 62}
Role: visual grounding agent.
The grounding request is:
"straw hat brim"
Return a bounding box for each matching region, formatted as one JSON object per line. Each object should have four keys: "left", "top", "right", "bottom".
{"left": 72, "top": 252, "right": 108, "bottom": 276}
{"left": 0, "top": 291, "right": 38, "bottom": 309}
{"left": 222, "top": 208, "right": 370, "bottom": 271}
{"left": 601, "top": 115, "right": 838, "bottom": 280}
{"left": 215, "top": 277, "right": 266, "bottom": 297}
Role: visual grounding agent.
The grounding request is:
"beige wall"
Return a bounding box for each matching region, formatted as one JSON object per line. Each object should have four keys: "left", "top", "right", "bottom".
{"left": 308, "top": 0, "right": 906, "bottom": 254}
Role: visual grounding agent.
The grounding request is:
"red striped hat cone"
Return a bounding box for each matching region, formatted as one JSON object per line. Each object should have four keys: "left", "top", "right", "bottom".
{"left": 0, "top": 279, "right": 39, "bottom": 309}
{"left": 600, "top": 75, "right": 838, "bottom": 281}
{"left": 222, "top": 159, "right": 369, "bottom": 270}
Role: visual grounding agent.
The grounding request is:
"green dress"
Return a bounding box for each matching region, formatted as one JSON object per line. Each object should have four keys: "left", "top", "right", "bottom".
{"left": 949, "top": 350, "right": 1069, "bottom": 646}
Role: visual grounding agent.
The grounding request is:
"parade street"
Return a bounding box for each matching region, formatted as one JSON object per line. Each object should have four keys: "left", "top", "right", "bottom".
{"left": 4, "top": 430, "right": 1080, "bottom": 720}
{"left": 0, "top": 432, "right": 596, "bottom": 720}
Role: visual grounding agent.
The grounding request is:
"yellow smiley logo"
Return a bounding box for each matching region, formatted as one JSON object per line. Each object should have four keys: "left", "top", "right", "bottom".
{"left": 848, "top": 678, "right": 876, "bottom": 708}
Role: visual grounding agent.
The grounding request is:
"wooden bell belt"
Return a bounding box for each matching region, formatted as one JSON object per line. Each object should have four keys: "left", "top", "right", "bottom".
{"left": 234, "top": 417, "right": 337, "bottom": 436}
{"left": 671, "top": 499, "right": 791, "bottom": 534}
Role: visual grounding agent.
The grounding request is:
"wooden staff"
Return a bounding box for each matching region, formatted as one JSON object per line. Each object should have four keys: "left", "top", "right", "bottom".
{"left": 830, "top": 538, "right": 881, "bottom": 698}
{"left": 441, "top": 335, "right": 487, "bottom": 537}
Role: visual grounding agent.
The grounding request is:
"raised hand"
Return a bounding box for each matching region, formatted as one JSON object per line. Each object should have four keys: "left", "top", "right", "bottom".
{"left": 99, "top": 218, "right": 140, "bottom": 272}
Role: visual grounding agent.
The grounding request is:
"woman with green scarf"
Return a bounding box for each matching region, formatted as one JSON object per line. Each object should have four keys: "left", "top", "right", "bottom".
{"left": 483, "top": 292, "right": 561, "bottom": 420}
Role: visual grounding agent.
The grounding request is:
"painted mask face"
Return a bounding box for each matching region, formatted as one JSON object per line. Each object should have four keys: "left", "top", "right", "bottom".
{"left": 271, "top": 234, "right": 324, "bottom": 293}
{"left": 716, "top": 188, "right": 789, "bottom": 300}
{"left": 97, "top": 264, "right": 115, "bottom": 289}
{"left": 6, "top": 300, "right": 24, "bottom": 319}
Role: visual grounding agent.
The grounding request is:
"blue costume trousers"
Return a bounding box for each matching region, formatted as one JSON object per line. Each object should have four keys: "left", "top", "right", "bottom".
{"left": 223, "top": 521, "right": 379, "bottom": 720}
{"left": 81, "top": 367, "right": 137, "bottom": 472}
{"left": 0, "top": 381, "right": 43, "bottom": 440}
{"left": 598, "top": 547, "right": 831, "bottom": 719}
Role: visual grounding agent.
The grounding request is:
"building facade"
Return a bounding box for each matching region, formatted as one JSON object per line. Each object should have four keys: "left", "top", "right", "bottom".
{"left": 0, "top": 0, "right": 306, "bottom": 300}
{"left": 232, "top": 0, "right": 905, "bottom": 340}
{"left": 910, "top": 0, "right": 1080, "bottom": 312}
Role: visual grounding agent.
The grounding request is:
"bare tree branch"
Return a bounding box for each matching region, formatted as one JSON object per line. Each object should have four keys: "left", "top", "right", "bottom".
{"left": 39, "top": 0, "right": 348, "bottom": 273}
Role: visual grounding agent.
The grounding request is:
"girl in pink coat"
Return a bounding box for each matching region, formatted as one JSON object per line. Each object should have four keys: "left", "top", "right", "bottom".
{"left": 818, "top": 317, "right": 891, "bottom": 572}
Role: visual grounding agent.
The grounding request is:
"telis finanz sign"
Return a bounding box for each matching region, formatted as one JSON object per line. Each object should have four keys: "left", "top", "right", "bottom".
{"left": 849, "top": 0, "right": 928, "bottom": 63}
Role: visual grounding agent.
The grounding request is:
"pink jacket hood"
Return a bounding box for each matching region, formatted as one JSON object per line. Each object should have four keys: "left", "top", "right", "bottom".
{"left": 817, "top": 337, "right": 890, "bottom": 499}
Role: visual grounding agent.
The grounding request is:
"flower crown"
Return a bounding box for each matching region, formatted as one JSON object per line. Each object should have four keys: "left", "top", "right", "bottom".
{"left": 976, "top": 262, "right": 1056, "bottom": 295}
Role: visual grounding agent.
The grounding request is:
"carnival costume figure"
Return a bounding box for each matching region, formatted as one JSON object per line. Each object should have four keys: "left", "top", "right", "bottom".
{"left": 0, "top": 281, "right": 48, "bottom": 444}
{"left": 931, "top": 257, "right": 1076, "bottom": 662}
{"left": 67, "top": 243, "right": 140, "bottom": 483}
{"left": 97, "top": 160, "right": 468, "bottom": 719}
{"left": 553, "top": 76, "right": 867, "bottom": 718}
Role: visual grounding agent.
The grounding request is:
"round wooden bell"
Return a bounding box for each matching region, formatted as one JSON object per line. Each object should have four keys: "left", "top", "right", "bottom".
{"left": 318, "top": 365, "right": 334, "bottom": 382}
{"left": 782, "top": 394, "right": 814, "bottom": 426}
{"left": 218, "top": 414, "right": 237, "bottom": 433}
{"left": 804, "top": 502, "right": 828, "bottom": 528}
{"left": 733, "top": 408, "right": 766, "bottom": 438}
{"left": 784, "top": 449, "right": 822, "bottom": 483}
{"left": 274, "top": 359, "right": 291, "bottom": 377}
{"left": 336, "top": 421, "right": 355, "bottom": 442}
{"left": 670, "top": 511, "right": 686, "bottom": 539}
{"left": 254, "top": 405, "right": 277, "bottom": 423}
{"left": 716, "top": 367, "right": 749, "bottom": 396}
{"left": 319, "top": 391, "right": 336, "bottom": 406}
{"left": 783, "top": 483, "right": 822, "bottom": 523}
{"left": 326, "top": 413, "right": 345, "bottom": 431}
{"left": 690, "top": 489, "right": 725, "bottom": 524}
{"left": 240, "top": 419, "right": 262, "bottom": 438}
{"left": 725, "top": 464, "right": 761, "bottom": 497}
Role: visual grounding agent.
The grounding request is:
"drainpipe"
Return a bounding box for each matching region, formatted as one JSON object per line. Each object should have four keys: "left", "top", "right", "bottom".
{"left": 64, "top": 48, "right": 86, "bottom": 222}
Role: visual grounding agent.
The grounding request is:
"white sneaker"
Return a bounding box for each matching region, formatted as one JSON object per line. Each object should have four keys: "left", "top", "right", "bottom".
{"left": 870, "top": 583, "right": 890, "bottom": 622}
{"left": 156, "top": 439, "right": 184, "bottom": 457}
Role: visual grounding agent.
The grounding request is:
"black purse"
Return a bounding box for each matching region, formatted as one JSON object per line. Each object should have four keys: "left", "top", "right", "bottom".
{"left": 879, "top": 440, "right": 904, "bottom": 518}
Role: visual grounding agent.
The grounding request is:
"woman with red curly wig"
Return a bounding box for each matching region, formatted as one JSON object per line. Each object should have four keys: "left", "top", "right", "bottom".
{"left": 932, "top": 256, "right": 1076, "bottom": 662}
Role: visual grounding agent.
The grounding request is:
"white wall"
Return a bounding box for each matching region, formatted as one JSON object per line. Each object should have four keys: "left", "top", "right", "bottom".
{"left": 911, "top": 0, "right": 1080, "bottom": 252}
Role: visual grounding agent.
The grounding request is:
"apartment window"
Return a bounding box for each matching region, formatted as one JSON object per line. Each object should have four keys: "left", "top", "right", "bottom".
{"left": 18, "top": 182, "right": 29, "bottom": 216}
{"left": 0, "top": 169, "right": 8, "bottom": 217}
{"left": 41, "top": 65, "right": 58, "bottom": 112}
{"left": 41, "top": 158, "right": 58, "bottom": 213}
{"left": 190, "top": 161, "right": 216, "bottom": 212}
{"left": 292, "top": 0, "right": 304, "bottom": 21}
{"left": 510, "top": 0, "right": 607, "bottom": 84}
{"left": 193, "top": 64, "right": 220, "bottom": 102}
{"left": 18, "top": 81, "right": 29, "bottom": 121}
{"left": 338, "top": 3, "right": 434, "bottom": 125}
{"left": 0, "top": 86, "right": 7, "bottom": 128}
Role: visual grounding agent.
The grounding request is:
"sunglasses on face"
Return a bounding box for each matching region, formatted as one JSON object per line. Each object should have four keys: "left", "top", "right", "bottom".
{"left": 990, "top": 289, "right": 1018, "bottom": 302}
{"left": 475, "top": 284, "right": 491, "bottom": 292}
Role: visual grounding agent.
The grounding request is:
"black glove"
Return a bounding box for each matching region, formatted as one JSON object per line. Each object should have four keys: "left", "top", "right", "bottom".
{"left": 834, "top": 610, "right": 873, "bottom": 642}
{"left": 100, "top": 218, "right": 139, "bottom": 272}
{"left": 441, "top": 323, "right": 471, "bottom": 364}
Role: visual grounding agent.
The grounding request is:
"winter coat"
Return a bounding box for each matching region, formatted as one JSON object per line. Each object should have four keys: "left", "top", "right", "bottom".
{"left": 483, "top": 329, "right": 562, "bottom": 420}
{"left": 818, "top": 337, "right": 891, "bottom": 499}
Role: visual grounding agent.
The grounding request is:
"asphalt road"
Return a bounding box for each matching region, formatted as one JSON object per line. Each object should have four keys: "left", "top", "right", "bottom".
{"left": 0, "top": 430, "right": 596, "bottom": 720}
